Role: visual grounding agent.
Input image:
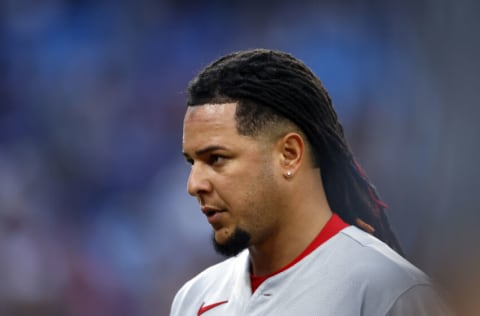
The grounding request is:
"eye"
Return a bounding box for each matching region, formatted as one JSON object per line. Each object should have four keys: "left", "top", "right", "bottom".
{"left": 185, "top": 158, "right": 194, "bottom": 166}
{"left": 208, "top": 154, "right": 225, "bottom": 165}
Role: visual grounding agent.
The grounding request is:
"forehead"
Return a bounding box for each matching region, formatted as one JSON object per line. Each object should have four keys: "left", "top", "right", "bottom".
{"left": 182, "top": 103, "right": 240, "bottom": 150}
{"left": 184, "top": 103, "right": 237, "bottom": 124}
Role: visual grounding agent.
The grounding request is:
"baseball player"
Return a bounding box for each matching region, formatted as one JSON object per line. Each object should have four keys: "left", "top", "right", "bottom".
{"left": 171, "top": 49, "right": 452, "bottom": 315}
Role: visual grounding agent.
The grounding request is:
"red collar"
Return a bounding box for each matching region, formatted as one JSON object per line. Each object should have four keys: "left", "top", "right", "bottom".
{"left": 250, "top": 213, "right": 349, "bottom": 293}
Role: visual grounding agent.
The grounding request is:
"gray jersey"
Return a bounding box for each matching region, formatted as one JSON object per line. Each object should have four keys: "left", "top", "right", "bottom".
{"left": 170, "top": 226, "right": 451, "bottom": 316}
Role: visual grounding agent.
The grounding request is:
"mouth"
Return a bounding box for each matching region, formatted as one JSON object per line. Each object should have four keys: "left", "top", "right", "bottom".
{"left": 205, "top": 209, "right": 217, "bottom": 217}
{"left": 201, "top": 206, "right": 226, "bottom": 224}
{"left": 201, "top": 206, "right": 223, "bottom": 216}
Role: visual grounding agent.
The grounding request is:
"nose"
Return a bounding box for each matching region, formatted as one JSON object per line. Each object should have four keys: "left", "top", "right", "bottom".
{"left": 187, "top": 163, "right": 212, "bottom": 197}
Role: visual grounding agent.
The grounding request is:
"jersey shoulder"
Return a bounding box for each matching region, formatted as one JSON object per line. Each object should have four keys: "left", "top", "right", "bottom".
{"left": 170, "top": 250, "right": 249, "bottom": 315}
{"left": 337, "top": 226, "right": 431, "bottom": 286}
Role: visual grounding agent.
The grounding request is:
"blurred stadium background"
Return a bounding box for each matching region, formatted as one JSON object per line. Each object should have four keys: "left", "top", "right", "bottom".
{"left": 1, "top": 0, "right": 479, "bottom": 315}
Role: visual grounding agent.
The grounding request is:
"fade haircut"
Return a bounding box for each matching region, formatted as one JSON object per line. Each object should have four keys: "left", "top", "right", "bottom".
{"left": 186, "top": 48, "right": 403, "bottom": 254}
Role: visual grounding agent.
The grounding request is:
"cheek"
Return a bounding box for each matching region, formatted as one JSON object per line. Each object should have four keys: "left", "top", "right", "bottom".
{"left": 244, "top": 166, "right": 279, "bottom": 219}
{"left": 218, "top": 155, "right": 278, "bottom": 218}
{"left": 215, "top": 175, "right": 259, "bottom": 222}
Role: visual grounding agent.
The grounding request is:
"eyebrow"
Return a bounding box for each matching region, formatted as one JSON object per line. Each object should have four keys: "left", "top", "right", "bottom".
{"left": 183, "top": 145, "right": 228, "bottom": 159}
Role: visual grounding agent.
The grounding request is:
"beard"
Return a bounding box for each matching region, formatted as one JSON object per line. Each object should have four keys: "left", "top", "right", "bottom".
{"left": 212, "top": 227, "right": 251, "bottom": 257}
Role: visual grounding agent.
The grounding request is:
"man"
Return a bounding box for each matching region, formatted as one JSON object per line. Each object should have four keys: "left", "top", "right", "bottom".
{"left": 171, "top": 49, "right": 451, "bottom": 315}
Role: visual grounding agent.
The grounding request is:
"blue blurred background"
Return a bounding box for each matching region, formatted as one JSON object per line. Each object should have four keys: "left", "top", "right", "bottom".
{"left": 1, "top": 0, "right": 479, "bottom": 315}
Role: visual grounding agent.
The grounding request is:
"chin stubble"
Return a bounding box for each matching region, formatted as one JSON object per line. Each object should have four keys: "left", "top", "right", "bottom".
{"left": 212, "top": 227, "right": 251, "bottom": 257}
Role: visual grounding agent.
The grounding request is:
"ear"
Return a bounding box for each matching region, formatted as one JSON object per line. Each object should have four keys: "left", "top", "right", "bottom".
{"left": 277, "top": 132, "right": 305, "bottom": 179}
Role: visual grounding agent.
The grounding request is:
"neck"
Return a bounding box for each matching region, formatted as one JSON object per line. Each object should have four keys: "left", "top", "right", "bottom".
{"left": 249, "top": 170, "right": 332, "bottom": 276}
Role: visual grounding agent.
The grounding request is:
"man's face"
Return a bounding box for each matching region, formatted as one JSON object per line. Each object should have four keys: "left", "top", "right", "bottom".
{"left": 182, "top": 103, "right": 282, "bottom": 256}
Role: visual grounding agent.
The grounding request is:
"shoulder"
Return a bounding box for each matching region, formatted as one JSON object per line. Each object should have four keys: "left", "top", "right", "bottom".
{"left": 170, "top": 250, "right": 249, "bottom": 315}
{"left": 319, "top": 226, "right": 445, "bottom": 314}
{"left": 335, "top": 226, "right": 431, "bottom": 286}
{"left": 386, "top": 283, "right": 454, "bottom": 316}
{"left": 174, "top": 250, "right": 247, "bottom": 297}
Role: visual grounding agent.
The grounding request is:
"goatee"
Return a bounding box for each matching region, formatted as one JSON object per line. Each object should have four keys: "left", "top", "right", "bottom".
{"left": 212, "top": 228, "right": 251, "bottom": 257}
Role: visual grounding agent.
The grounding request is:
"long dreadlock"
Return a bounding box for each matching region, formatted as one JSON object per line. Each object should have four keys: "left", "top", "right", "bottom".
{"left": 186, "top": 48, "right": 403, "bottom": 255}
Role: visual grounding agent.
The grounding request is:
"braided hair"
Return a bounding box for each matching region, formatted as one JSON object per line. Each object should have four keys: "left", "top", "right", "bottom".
{"left": 187, "top": 48, "right": 403, "bottom": 255}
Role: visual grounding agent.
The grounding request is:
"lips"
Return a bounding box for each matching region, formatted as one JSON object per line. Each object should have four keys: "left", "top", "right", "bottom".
{"left": 201, "top": 206, "right": 226, "bottom": 226}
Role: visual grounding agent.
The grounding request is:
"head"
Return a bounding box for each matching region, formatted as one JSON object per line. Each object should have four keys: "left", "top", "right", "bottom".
{"left": 183, "top": 101, "right": 310, "bottom": 257}
{"left": 184, "top": 49, "right": 403, "bottom": 256}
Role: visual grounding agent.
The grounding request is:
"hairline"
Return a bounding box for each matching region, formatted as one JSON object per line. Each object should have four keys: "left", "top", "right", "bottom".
{"left": 187, "top": 100, "right": 315, "bottom": 165}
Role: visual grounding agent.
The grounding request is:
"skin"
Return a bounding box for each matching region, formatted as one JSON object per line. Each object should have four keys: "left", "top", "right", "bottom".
{"left": 182, "top": 102, "right": 333, "bottom": 276}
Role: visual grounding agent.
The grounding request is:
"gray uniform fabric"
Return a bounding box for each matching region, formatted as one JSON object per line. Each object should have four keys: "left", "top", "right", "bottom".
{"left": 170, "top": 226, "right": 452, "bottom": 316}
